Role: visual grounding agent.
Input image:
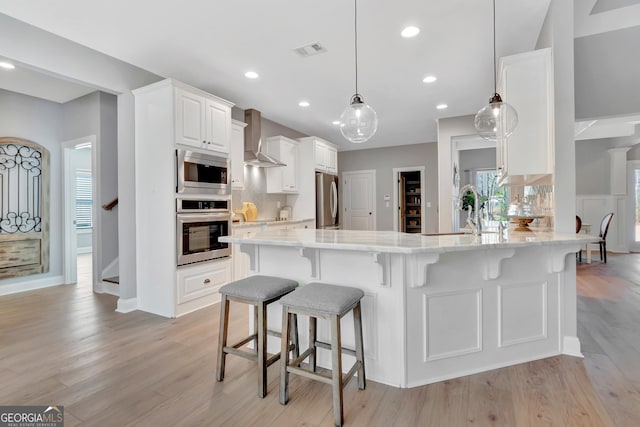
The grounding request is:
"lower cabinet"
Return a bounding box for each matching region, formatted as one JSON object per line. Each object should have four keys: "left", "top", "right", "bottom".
{"left": 176, "top": 257, "right": 231, "bottom": 316}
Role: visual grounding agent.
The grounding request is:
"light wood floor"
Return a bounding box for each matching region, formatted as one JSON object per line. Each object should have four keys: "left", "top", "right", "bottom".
{"left": 2, "top": 254, "right": 640, "bottom": 426}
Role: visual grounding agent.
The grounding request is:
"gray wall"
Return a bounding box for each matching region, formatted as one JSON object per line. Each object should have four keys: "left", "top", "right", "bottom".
{"left": 575, "top": 139, "right": 612, "bottom": 194}
{"left": 459, "top": 148, "right": 496, "bottom": 186}
{"left": 0, "top": 89, "right": 64, "bottom": 287}
{"left": 574, "top": 26, "right": 640, "bottom": 120}
{"left": 339, "top": 143, "right": 439, "bottom": 233}
{"left": 62, "top": 92, "right": 119, "bottom": 275}
{"left": 628, "top": 143, "right": 640, "bottom": 160}
{"left": 231, "top": 112, "right": 309, "bottom": 220}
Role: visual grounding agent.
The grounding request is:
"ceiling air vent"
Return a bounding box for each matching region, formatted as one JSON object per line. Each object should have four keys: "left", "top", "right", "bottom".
{"left": 294, "top": 42, "right": 327, "bottom": 57}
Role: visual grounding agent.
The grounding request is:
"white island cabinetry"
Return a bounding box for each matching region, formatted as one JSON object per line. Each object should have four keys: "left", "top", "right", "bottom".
{"left": 133, "top": 78, "right": 234, "bottom": 318}
{"left": 222, "top": 228, "right": 592, "bottom": 387}
{"left": 231, "top": 219, "right": 315, "bottom": 281}
{"left": 497, "top": 48, "right": 554, "bottom": 186}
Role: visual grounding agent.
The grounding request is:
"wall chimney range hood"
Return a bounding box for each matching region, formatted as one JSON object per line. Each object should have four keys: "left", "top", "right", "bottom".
{"left": 244, "top": 108, "right": 286, "bottom": 167}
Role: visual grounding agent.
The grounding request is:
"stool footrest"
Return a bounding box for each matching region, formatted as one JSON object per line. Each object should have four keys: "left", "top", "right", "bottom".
{"left": 223, "top": 346, "right": 257, "bottom": 361}
{"left": 290, "top": 347, "right": 315, "bottom": 368}
{"left": 230, "top": 333, "right": 258, "bottom": 350}
{"left": 285, "top": 361, "right": 362, "bottom": 388}
{"left": 315, "top": 340, "right": 357, "bottom": 358}
{"left": 287, "top": 366, "right": 332, "bottom": 385}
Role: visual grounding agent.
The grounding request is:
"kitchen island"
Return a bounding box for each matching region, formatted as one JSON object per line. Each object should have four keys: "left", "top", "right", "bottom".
{"left": 220, "top": 228, "right": 594, "bottom": 388}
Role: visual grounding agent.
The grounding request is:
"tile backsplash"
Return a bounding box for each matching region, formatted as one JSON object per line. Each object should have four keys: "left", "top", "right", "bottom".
{"left": 231, "top": 165, "right": 286, "bottom": 220}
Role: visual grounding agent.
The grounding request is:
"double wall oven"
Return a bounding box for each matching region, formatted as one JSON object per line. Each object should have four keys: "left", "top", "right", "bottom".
{"left": 176, "top": 149, "right": 232, "bottom": 266}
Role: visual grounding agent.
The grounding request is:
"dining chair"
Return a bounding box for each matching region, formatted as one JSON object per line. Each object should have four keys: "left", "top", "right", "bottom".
{"left": 592, "top": 212, "right": 614, "bottom": 263}
{"left": 576, "top": 215, "right": 582, "bottom": 262}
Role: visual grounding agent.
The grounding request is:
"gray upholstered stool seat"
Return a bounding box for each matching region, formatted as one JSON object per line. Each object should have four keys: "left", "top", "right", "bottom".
{"left": 279, "top": 282, "right": 366, "bottom": 427}
{"left": 220, "top": 275, "right": 298, "bottom": 301}
{"left": 216, "top": 275, "right": 299, "bottom": 398}
{"left": 279, "top": 282, "right": 364, "bottom": 316}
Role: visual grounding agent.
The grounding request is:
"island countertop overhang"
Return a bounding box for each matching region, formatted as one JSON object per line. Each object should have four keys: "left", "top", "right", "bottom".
{"left": 220, "top": 228, "right": 595, "bottom": 255}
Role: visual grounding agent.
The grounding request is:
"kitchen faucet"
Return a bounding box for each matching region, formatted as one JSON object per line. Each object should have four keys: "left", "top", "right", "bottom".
{"left": 457, "top": 184, "right": 481, "bottom": 236}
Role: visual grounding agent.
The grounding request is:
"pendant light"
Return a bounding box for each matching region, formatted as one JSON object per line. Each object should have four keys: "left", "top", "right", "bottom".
{"left": 474, "top": 0, "right": 518, "bottom": 141}
{"left": 340, "top": 0, "right": 378, "bottom": 144}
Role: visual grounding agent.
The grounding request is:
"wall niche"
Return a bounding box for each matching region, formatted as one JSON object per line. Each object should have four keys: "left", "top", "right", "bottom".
{"left": 0, "top": 137, "right": 49, "bottom": 278}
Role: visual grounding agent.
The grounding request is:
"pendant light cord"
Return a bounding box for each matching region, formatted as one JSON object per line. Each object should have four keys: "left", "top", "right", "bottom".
{"left": 492, "top": 0, "right": 497, "bottom": 94}
{"left": 354, "top": 0, "right": 359, "bottom": 96}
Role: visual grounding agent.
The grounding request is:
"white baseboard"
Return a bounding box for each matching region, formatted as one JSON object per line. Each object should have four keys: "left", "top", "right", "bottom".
{"left": 562, "top": 336, "right": 583, "bottom": 358}
{"left": 0, "top": 275, "right": 65, "bottom": 296}
{"left": 116, "top": 297, "right": 137, "bottom": 313}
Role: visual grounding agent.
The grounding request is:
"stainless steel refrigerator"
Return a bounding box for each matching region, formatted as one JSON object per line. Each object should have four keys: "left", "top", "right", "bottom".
{"left": 316, "top": 172, "right": 339, "bottom": 229}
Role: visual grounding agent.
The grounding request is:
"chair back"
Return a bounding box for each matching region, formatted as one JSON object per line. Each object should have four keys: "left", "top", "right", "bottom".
{"left": 576, "top": 215, "right": 582, "bottom": 234}
{"left": 600, "top": 212, "right": 614, "bottom": 239}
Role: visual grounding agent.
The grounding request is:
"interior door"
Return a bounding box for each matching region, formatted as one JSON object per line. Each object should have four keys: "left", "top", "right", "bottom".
{"left": 399, "top": 174, "right": 406, "bottom": 232}
{"left": 343, "top": 170, "right": 375, "bottom": 230}
{"left": 629, "top": 161, "right": 640, "bottom": 252}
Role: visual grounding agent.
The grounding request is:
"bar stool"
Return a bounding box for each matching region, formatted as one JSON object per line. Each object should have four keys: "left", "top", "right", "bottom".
{"left": 216, "top": 275, "right": 299, "bottom": 398}
{"left": 279, "top": 282, "right": 365, "bottom": 427}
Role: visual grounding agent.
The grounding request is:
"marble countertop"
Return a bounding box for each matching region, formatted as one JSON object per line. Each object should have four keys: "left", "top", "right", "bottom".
{"left": 220, "top": 228, "right": 597, "bottom": 254}
{"left": 231, "top": 218, "right": 314, "bottom": 229}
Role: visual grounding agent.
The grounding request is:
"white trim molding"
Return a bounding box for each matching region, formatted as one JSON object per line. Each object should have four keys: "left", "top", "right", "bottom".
{"left": 116, "top": 297, "right": 138, "bottom": 313}
{"left": 0, "top": 275, "right": 65, "bottom": 296}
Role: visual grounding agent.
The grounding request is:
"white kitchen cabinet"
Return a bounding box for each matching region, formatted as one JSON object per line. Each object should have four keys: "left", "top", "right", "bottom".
{"left": 265, "top": 136, "right": 299, "bottom": 193}
{"left": 309, "top": 137, "right": 338, "bottom": 174}
{"left": 496, "top": 48, "right": 554, "bottom": 186}
{"left": 175, "top": 85, "right": 232, "bottom": 154}
{"left": 133, "top": 78, "right": 234, "bottom": 318}
{"left": 176, "top": 258, "right": 231, "bottom": 316}
{"left": 230, "top": 120, "right": 247, "bottom": 190}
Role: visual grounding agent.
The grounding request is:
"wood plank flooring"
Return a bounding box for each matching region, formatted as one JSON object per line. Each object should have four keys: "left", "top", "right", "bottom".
{"left": 1, "top": 254, "right": 639, "bottom": 425}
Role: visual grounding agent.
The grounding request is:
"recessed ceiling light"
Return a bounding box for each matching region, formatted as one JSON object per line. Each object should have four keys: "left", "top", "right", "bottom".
{"left": 298, "top": 101, "right": 310, "bottom": 107}
{"left": 436, "top": 104, "right": 448, "bottom": 110}
{"left": 332, "top": 120, "right": 341, "bottom": 125}
{"left": 423, "top": 75, "right": 437, "bottom": 83}
{"left": 244, "top": 71, "right": 259, "bottom": 79}
{"left": 401, "top": 26, "right": 420, "bottom": 38}
{"left": 0, "top": 62, "right": 15, "bottom": 70}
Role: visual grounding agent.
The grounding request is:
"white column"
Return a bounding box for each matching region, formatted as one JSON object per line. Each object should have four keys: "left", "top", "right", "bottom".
{"left": 609, "top": 147, "right": 631, "bottom": 195}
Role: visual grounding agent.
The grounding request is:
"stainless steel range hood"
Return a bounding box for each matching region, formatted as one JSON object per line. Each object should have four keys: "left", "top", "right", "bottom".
{"left": 244, "top": 109, "right": 286, "bottom": 167}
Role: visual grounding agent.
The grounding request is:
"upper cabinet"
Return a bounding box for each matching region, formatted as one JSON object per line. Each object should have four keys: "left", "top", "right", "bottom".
{"left": 230, "top": 120, "right": 247, "bottom": 190}
{"left": 175, "top": 85, "right": 233, "bottom": 154}
{"left": 301, "top": 137, "right": 338, "bottom": 175}
{"left": 497, "top": 48, "right": 554, "bottom": 186}
{"left": 265, "top": 136, "right": 299, "bottom": 193}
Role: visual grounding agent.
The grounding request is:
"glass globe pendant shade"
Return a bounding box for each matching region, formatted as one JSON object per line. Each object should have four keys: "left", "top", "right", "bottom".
{"left": 340, "top": 94, "right": 378, "bottom": 144}
{"left": 474, "top": 93, "right": 518, "bottom": 141}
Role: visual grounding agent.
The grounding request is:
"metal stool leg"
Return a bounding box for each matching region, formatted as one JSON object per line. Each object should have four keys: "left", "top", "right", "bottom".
{"left": 353, "top": 301, "right": 366, "bottom": 390}
{"left": 309, "top": 316, "right": 317, "bottom": 372}
{"left": 291, "top": 313, "right": 300, "bottom": 359}
{"left": 216, "top": 294, "right": 230, "bottom": 382}
{"left": 330, "top": 314, "right": 344, "bottom": 427}
{"left": 279, "top": 307, "right": 291, "bottom": 405}
{"left": 257, "top": 301, "right": 268, "bottom": 397}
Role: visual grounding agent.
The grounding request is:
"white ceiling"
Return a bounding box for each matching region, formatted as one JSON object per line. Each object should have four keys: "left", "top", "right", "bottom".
{"left": 0, "top": 0, "right": 640, "bottom": 150}
{"left": 0, "top": 0, "right": 550, "bottom": 151}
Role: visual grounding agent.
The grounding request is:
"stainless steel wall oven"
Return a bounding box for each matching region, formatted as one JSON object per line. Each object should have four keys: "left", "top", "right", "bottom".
{"left": 176, "top": 198, "right": 231, "bottom": 266}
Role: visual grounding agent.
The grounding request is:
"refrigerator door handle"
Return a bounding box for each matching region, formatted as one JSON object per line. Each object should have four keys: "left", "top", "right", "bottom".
{"left": 330, "top": 180, "right": 338, "bottom": 219}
